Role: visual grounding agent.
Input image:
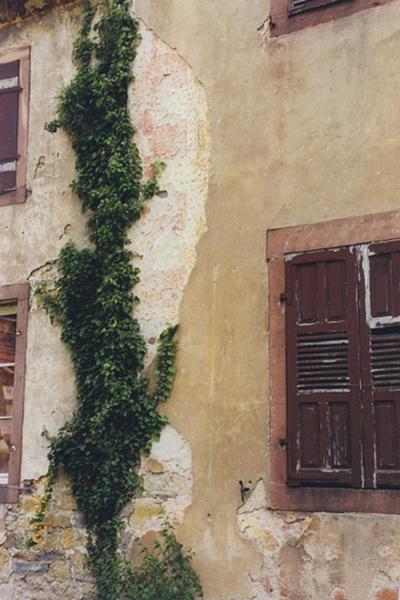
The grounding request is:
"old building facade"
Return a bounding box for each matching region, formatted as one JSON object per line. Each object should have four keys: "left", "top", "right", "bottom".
{"left": 1, "top": 0, "right": 400, "bottom": 598}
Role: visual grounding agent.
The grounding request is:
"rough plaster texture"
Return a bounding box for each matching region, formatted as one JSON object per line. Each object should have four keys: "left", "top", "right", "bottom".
{"left": 3, "top": 0, "right": 400, "bottom": 599}
{"left": 0, "top": 0, "right": 74, "bottom": 29}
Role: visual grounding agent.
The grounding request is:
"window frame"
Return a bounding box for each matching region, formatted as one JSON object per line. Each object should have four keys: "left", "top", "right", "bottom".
{"left": 269, "top": 0, "right": 394, "bottom": 38}
{"left": 267, "top": 210, "right": 400, "bottom": 514}
{"left": 0, "top": 46, "right": 30, "bottom": 207}
{"left": 0, "top": 283, "right": 29, "bottom": 503}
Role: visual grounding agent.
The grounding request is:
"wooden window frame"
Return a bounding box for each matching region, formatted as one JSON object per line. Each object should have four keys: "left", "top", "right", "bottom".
{"left": 270, "top": 0, "right": 394, "bottom": 37}
{"left": 0, "top": 46, "right": 30, "bottom": 207}
{"left": 267, "top": 210, "right": 400, "bottom": 513}
{"left": 0, "top": 284, "right": 29, "bottom": 503}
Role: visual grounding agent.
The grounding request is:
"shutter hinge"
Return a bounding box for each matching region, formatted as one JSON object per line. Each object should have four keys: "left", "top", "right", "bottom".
{"left": 279, "top": 292, "right": 288, "bottom": 303}
{"left": 278, "top": 438, "right": 288, "bottom": 449}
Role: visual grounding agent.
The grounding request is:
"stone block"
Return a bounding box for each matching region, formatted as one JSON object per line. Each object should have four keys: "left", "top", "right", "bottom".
{"left": 71, "top": 552, "right": 90, "bottom": 581}
{"left": 42, "top": 531, "right": 60, "bottom": 552}
{"left": 145, "top": 458, "right": 164, "bottom": 474}
{"left": 12, "top": 560, "right": 49, "bottom": 573}
{"left": 19, "top": 496, "right": 38, "bottom": 514}
{"left": 0, "top": 585, "right": 12, "bottom": 598}
{"left": 37, "top": 551, "right": 62, "bottom": 561}
{"left": 44, "top": 514, "right": 71, "bottom": 529}
{"left": 129, "top": 501, "right": 164, "bottom": 526}
{"left": 0, "top": 550, "right": 10, "bottom": 582}
{"left": 376, "top": 590, "right": 398, "bottom": 600}
{"left": 129, "top": 530, "right": 159, "bottom": 566}
{"left": 49, "top": 560, "right": 70, "bottom": 578}
{"left": 61, "top": 528, "right": 76, "bottom": 550}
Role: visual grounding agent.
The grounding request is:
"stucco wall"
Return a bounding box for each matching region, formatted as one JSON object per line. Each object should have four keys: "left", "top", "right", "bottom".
{"left": 2, "top": 0, "right": 400, "bottom": 598}
{"left": 133, "top": 1, "right": 400, "bottom": 599}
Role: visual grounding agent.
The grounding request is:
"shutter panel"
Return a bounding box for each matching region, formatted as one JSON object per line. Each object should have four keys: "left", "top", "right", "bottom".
{"left": 0, "top": 61, "right": 19, "bottom": 195}
{"left": 286, "top": 248, "right": 362, "bottom": 486}
{"left": 359, "top": 240, "right": 400, "bottom": 488}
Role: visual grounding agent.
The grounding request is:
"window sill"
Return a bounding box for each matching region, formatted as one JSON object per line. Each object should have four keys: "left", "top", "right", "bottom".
{"left": 270, "top": 482, "right": 400, "bottom": 514}
{"left": 0, "top": 187, "right": 26, "bottom": 207}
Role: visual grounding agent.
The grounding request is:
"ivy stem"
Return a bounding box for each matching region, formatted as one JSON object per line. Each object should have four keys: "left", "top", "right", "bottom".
{"left": 26, "top": 2, "right": 201, "bottom": 598}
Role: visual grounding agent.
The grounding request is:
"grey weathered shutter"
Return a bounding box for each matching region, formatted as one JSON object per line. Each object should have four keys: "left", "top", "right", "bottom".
{"left": 0, "top": 61, "right": 19, "bottom": 195}
{"left": 285, "top": 247, "right": 362, "bottom": 487}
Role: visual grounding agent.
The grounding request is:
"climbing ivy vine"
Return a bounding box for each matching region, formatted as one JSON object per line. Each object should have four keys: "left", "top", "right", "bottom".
{"left": 29, "top": 1, "right": 202, "bottom": 598}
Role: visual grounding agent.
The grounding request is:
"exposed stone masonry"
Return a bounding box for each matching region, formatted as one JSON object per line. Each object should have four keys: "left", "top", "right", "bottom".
{"left": 0, "top": 425, "right": 192, "bottom": 599}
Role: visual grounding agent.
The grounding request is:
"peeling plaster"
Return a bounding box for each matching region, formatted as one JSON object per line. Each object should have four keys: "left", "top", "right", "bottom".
{"left": 130, "top": 23, "right": 210, "bottom": 361}
{"left": 7, "top": 10, "right": 210, "bottom": 480}
{"left": 126, "top": 425, "right": 194, "bottom": 540}
{"left": 236, "top": 480, "right": 400, "bottom": 599}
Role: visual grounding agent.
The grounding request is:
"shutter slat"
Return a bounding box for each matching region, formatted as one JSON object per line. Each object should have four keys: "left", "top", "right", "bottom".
{"left": 370, "top": 327, "right": 400, "bottom": 390}
{"left": 297, "top": 330, "right": 349, "bottom": 392}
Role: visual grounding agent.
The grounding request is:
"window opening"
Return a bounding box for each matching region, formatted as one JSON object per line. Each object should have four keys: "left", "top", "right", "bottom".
{"left": 0, "top": 303, "right": 17, "bottom": 486}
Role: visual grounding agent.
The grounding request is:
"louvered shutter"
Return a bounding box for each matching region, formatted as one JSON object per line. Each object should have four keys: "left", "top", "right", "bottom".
{"left": 0, "top": 61, "right": 19, "bottom": 195}
{"left": 285, "top": 248, "right": 362, "bottom": 486}
{"left": 288, "top": 0, "right": 345, "bottom": 14}
{"left": 359, "top": 240, "right": 400, "bottom": 488}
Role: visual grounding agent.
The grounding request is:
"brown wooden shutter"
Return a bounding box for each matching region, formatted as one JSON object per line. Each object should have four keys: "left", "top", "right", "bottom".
{"left": 0, "top": 61, "right": 19, "bottom": 195}
{"left": 286, "top": 248, "right": 362, "bottom": 487}
{"left": 359, "top": 240, "right": 400, "bottom": 488}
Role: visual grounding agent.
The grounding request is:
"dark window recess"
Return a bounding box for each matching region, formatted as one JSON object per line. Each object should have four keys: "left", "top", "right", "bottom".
{"left": 0, "top": 305, "right": 17, "bottom": 486}
{"left": 0, "top": 61, "right": 19, "bottom": 195}
{"left": 285, "top": 239, "right": 400, "bottom": 490}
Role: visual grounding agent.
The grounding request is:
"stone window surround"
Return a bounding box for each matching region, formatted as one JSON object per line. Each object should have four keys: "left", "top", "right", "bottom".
{"left": 0, "top": 46, "right": 30, "bottom": 207}
{"left": 269, "top": 0, "right": 395, "bottom": 37}
{"left": 267, "top": 210, "right": 400, "bottom": 514}
{"left": 0, "top": 284, "right": 29, "bottom": 504}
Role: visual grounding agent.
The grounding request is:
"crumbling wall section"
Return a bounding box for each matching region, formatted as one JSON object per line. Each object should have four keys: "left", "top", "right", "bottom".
{"left": 0, "top": 425, "right": 192, "bottom": 599}
{"left": 0, "top": 2, "right": 210, "bottom": 597}
{"left": 0, "top": 0, "right": 77, "bottom": 29}
{"left": 237, "top": 481, "right": 400, "bottom": 600}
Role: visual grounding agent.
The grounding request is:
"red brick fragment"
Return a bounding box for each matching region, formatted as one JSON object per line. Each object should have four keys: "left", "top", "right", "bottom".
{"left": 376, "top": 589, "right": 398, "bottom": 600}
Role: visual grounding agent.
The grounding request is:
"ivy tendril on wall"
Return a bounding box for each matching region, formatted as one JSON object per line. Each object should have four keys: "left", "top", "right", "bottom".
{"left": 28, "top": 1, "right": 202, "bottom": 598}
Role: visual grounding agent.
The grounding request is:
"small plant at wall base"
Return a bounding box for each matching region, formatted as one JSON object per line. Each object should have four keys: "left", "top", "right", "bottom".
{"left": 28, "top": 1, "right": 202, "bottom": 599}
